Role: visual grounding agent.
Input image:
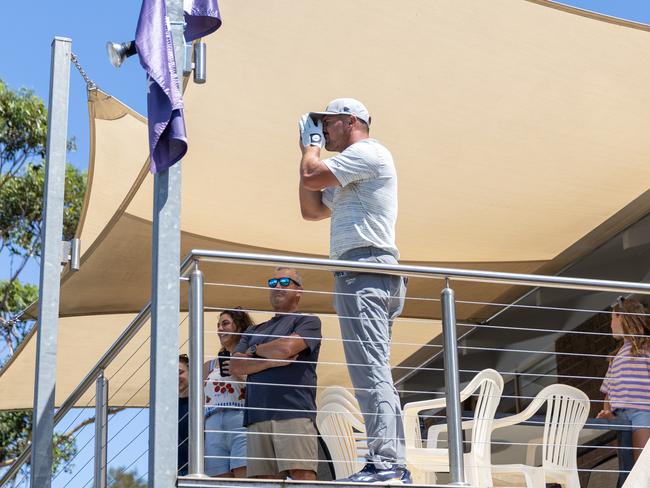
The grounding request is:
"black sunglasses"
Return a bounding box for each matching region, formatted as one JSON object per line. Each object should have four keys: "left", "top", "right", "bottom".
{"left": 268, "top": 277, "right": 301, "bottom": 288}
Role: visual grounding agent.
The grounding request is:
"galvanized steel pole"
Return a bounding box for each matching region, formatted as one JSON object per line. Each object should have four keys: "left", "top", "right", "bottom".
{"left": 30, "top": 36, "right": 71, "bottom": 488}
{"left": 94, "top": 372, "right": 109, "bottom": 488}
{"left": 441, "top": 283, "right": 468, "bottom": 486}
{"left": 148, "top": 0, "right": 183, "bottom": 485}
{"left": 188, "top": 266, "right": 206, "bottom": 476}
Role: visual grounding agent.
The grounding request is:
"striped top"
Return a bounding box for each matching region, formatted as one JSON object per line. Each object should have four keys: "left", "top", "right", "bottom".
{"left": 322, "top": 139, "right": 399, "bottom": 259}
{"left": 600, "top": 341, "right": 650, "bottom": 411}
{"left": 204, "top": 359, "right": 245, "bottom": 417}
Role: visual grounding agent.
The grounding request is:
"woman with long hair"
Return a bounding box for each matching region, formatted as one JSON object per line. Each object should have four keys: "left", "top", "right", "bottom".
{"left": 597, "top": 297, "right": 650, "bottom": 463}
{"left": 203, "top": 308, "right": 255, "bottom": 477}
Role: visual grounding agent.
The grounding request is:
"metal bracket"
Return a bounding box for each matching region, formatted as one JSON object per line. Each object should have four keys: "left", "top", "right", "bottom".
{"left": 183, "top": 43, "right": 193, "bottom": 76}
{"left": 60, "top": 238, "right": 81, "bottom": 271}
{"left": 182, "top": 42, "right": 207, "bottom": 83}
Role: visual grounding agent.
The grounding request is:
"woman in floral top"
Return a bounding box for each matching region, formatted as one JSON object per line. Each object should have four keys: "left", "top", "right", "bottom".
{"left": 203, "top": 308, "right": 254, "bottom": 477}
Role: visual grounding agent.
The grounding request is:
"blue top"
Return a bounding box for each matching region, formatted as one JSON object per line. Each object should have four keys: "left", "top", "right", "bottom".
{"left": 235, "top": 313, "right": 321, "bottom": 426}
{"left": 178, "top": 396, "right": 189, "bottom": 475}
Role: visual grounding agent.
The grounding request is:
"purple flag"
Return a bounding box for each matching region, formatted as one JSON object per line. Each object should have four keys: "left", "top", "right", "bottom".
{"left": 136, "top": 0, "right": 187, "bottom": 173}
{"left": 136, "top": 0, "right": 221, "bottom": 173}
{"left": 184, "top": 0, "right": 222, "bottom": 42}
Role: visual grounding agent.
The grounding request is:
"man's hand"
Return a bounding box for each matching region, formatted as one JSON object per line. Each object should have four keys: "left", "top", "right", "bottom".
{"left": 299, "top": 114, "right": 325, "bottom": 149}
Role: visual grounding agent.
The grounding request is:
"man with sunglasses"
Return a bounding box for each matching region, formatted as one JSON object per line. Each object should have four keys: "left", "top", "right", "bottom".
{"left": 230, "top": 267, "right": 321, "bottom": 481}
{"left": 297, "top": 99, "right": 410, "bottom": 484}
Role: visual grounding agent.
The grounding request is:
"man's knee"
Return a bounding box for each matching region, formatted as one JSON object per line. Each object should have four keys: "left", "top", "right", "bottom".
{"left": 289, "top": 469, "right": 317, "bottom": 480}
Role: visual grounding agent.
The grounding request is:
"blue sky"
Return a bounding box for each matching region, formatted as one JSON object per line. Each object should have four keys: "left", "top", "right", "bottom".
{"left": 0, "top": 0, "right": 649, "bottom": 285}
{"left": 0, "top": 0, "right": 649, "bottom": 485}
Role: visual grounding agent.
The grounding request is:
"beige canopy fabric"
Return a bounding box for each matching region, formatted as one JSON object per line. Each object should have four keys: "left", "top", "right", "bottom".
{"left": 0, "top": 312, "right": 441, "bottom": 410}
{"left": 1, "top": 0, "right": 650, "bottom": 409}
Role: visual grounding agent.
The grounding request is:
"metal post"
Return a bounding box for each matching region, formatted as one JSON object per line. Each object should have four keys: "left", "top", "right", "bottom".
{"left": 188, "top": 265, "right": 206, "bottom": 476}
{"left": 441, "top": 281, "right": 468, "bottom": 486}
{"left": 30, "top": 36, "right": 71, "bottom": 488}
{"left": 94, "top": 372, "right": 109, "bottom": 488}
{"left": 148, "top": 0, "right": 183, "bottom": 485}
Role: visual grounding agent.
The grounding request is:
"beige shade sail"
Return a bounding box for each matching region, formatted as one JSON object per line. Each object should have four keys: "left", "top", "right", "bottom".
{"left": 0, "top": 312, "right": 442, "bottom": 410}
{"left": 1, "top": 0, "right": 650, "bottom": 409}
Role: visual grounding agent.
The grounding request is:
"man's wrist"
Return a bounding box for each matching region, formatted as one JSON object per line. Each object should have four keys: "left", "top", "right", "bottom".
{"left": 247, "top": 344, "right": 262, "bottom": 358}
{"left": 302, "top": 145, "right": 321, "bottom": 156}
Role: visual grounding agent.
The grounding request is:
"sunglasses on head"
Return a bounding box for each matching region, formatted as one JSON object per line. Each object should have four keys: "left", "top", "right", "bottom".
{"left": 268, "top": 277, "right": 301, "bottom": 288}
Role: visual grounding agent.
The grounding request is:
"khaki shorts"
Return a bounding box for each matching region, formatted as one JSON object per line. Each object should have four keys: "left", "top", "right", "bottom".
{"left": 247, "top": 418, "right": 318, "bottom": 477}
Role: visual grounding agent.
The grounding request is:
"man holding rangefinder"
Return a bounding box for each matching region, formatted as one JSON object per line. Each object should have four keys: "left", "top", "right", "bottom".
{"left": 298, "top": 99, "right": 410, "bottom": 484}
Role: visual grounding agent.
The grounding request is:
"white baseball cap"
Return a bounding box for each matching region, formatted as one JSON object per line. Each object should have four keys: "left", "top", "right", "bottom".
{"left": 309, "top": 98, "right": 371, "bottom": 126}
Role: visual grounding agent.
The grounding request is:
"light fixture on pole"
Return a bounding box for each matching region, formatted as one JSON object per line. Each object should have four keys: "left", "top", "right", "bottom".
{"left": 106, "top": 41, "right": 137, "bottom": 68}
{"left": 193, "top": 42, "right": 206, "bottom": 83}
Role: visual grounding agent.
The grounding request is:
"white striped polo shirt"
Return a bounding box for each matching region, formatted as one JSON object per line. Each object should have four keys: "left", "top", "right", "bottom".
{"left": 322, "top": 138, "right": 399, "bottom": 259}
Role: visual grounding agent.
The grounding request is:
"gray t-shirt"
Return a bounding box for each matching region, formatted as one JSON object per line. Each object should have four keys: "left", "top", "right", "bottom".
{"left": 322, "top": 138, "right": 399, "bottom": 259}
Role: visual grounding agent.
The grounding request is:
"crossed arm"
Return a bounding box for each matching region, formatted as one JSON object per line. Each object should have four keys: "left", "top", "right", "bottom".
{"left": 229, "top": 333, "right": 310, "bottom": 376}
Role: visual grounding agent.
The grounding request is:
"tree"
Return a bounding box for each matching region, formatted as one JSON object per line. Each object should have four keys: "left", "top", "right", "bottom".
{"left": 0, "top": 79, "right": 86, "bottom": 475}
{"left": 108, "top": 466, "right": 147, "bottom": 488}
{"left": 0, "top": 163, "right": 85, "bottom": 355}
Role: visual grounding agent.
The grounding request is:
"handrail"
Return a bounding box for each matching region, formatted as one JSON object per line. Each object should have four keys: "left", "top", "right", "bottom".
{"left": 0, "top": 304, "right": 151, "bottom": 487}
{"left": 181, "top": 249, "right": 650, "bottom": 295}
{"left": 5, "top": 248, "right": 650, "bottom": 486}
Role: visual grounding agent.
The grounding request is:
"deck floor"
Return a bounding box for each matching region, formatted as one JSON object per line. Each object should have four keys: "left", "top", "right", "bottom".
{"left": 177, "top": 476, "right": 468, "bottom": 488}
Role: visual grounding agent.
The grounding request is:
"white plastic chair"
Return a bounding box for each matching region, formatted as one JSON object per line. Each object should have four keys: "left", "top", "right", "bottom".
{"left": 318, "top": 386, "right": 364, "bottom": 424}
{"left": 316, "top": 399, "right": 368, "bottom": 479}
{"left": 622, "top": 436, "right": 650, "bottom": 488}
{"left": 490, "top": 383, "right": 589, "bottom": 488}
{"left": 319, "top": 385, "right": 359, "bottom": 408}
{"left": 403, "top": 368, "right": 504, "bottom": 487}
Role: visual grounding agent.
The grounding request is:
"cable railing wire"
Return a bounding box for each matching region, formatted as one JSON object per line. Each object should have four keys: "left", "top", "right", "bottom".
{"left": 203, "top": 280, "right": 650, "bottom": 318}
{"left": 52, "top": 315, "right": 187, "bottom": 487}
{"left": 11, "top": 258, "right": 647, "bottom": 485}
{"left": 205, "top": 301, "right": 650, "bottom": 340}
{"left": 202, "top": 328, "right": 650, "bottom": 365}
{"left": 104, "top": 418, "right": 149, "bottom": 485}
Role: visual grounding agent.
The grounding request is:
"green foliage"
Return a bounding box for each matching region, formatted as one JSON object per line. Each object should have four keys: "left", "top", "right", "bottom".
{"left": 0, "top": 163, "right": 86, "bottom": 257}
{"left": 108, "top": 466, "right": 147, "bottom": 488}
{"left": 0, "top": 79, "right": 86, "bottom": 480}
{"left": 0, "top": 280, "right": 37, "bottom": 358}
{"left": 0, "top": 78, "right": 87, "bottom": 356}
{"left": 0, "top": 79, "right": 47, "bottom": 183}
{"left": 0, "top": 410, "right": 76, "bottom": 473}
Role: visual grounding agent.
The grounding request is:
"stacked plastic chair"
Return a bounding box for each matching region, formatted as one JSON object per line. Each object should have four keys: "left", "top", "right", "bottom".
{"left": 316, "top": 386, "right": 368, "bottom": 480}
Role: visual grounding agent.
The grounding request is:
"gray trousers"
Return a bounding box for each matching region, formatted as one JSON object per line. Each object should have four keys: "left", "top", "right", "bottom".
{"left": 333, "top": 247, "right": 406, "bottom": 469}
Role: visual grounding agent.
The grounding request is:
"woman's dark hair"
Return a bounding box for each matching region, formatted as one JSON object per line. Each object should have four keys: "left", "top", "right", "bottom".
{"left": 179, "top": 354, "right": 189, "bottom": 367}
{"left": 611, "top": 297, "right": 650, "bottom": 357}
{"left": 219, "top": 307, "right": 255, "bottom": 347}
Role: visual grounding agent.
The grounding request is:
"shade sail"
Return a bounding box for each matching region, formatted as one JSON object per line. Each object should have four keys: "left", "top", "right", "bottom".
{"left": 0, "top": 312, "right": 442, "bottom": 410}
{"left": 1, "top": 0, "right": 650, "bottom": 409}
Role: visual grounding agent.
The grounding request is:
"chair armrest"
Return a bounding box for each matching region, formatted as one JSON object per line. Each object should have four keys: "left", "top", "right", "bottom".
{"left": 426, "top": 419, "right": 476, "bottom": 448}
{"left": 403, "top": 397, "right": 447, "bottom": 416}
{"left": 525, "top": 436, "right": 542, "bottom": 466}
{"left": 491, "top": 410, "right": 534, "bottom": 432}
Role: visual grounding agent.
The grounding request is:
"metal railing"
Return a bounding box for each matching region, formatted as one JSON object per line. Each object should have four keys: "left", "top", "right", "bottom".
{"left": 0, "top": 306, "right": 152, "bottom": 486}
{"left": 3, "top": 248, "right": 650, "bottom": 486}
{"left": 179, "top": 249, "right": 650, "bottom": 486}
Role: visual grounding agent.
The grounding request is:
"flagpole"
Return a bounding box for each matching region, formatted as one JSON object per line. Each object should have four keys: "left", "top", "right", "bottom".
{"left": 148, "top": 1, "right": 183, "bottom": 487}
